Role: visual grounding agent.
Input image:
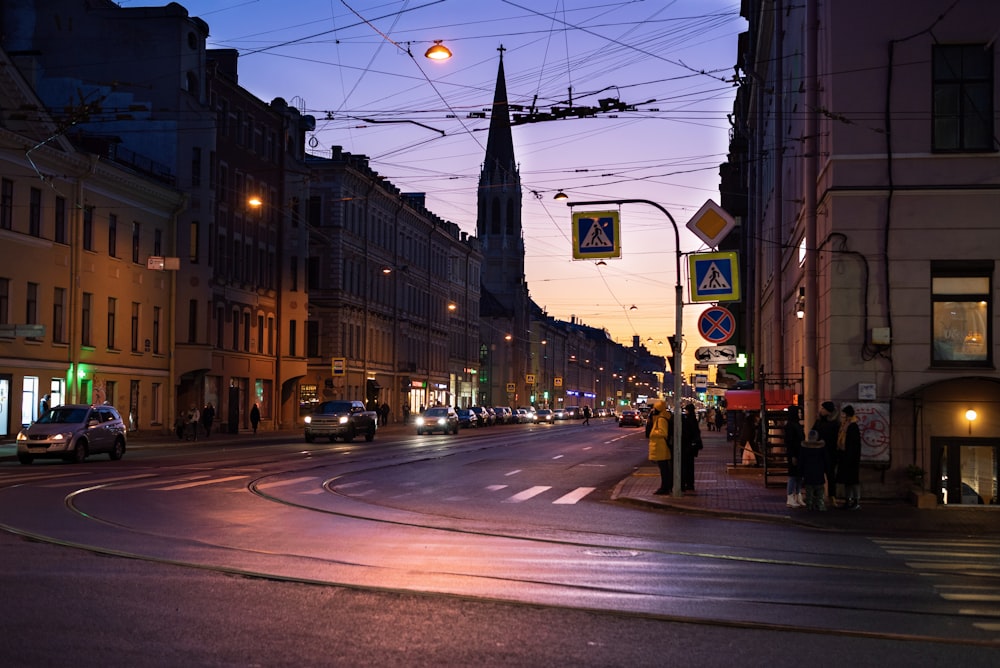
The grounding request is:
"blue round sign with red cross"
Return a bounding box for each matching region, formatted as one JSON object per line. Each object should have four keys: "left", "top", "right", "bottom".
{"left": 698, "top": 306, "right": 736, "bottom": 343}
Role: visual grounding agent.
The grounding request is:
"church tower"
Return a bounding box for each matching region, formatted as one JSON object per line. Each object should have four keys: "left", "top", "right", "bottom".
{"left": 477, "top": 47, "right": 531, "bottom": 406}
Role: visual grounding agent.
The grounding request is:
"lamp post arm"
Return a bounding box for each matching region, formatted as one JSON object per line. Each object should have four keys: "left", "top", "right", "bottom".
{"left": 566, "top": 198, "right": 685, "bottom": 497}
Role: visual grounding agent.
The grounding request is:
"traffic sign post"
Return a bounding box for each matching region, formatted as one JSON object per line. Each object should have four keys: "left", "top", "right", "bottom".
{"left": 572, "top": 211, "right": 621, "bottom": 260}
{"left": 689, "top": 252, "right": 740, "bottom": 302}
{"left": 697, "top": 306, "right": 736, "bottom": 344}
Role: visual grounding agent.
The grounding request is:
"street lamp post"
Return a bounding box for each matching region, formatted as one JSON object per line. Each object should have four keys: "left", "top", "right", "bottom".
{"left": 566, "top": 198, "right": 685, "bottom": 497}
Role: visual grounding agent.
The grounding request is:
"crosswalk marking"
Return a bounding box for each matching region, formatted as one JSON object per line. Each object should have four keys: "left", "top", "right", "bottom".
{"left": 503, "top": 486, "right": 551, "bottom": 503}
{"left": 553, "top": 487, "right": 596, "bottom": 504}
{"left": 255, "top": 476, "right": 316, "bottom": 490}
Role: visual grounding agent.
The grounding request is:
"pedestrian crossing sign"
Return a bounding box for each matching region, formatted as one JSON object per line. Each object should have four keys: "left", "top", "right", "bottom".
{"left": 572, "top": 211, "right": 621, "bottom": 260}
{"left": 689, "top": 251, "right": 740, "bottom": 302}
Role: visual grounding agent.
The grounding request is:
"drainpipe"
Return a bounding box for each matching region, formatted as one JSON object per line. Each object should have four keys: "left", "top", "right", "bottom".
{"left": 803, "top": 0, "right": 819, "bottom": 426}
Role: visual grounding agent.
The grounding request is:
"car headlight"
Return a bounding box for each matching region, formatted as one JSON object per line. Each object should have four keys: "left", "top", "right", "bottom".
{"left": 416, "top": 417, "right": 425, "bottom": 426}
{"left": 304, "top": 416, "right": 312, "bottom": 424}
{"left": 338, "top": 416, "right": 349, "bottom": 425}
{"left": 436, "top": 418, "right": 446, "bottom": 426}
{"left": 16, "top": 431, "right": 27, "bottom": 442}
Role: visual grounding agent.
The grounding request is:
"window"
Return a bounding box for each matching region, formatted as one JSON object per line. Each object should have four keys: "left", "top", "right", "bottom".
{"left": 81, "top": 292, "right": 93, "bottom": 347}
{"left": 191, "top": 146, "right": 202, "bottom": 187}
{"left": 132, "top": 222, "right": 141, "bottom": 263}
{"left": 0, "top": 179, "right": 12, "bottom": 230}
{"left": 933, "top": 44, "right": 994, "bottom": 152}
{"left": 29, "top": 188, "right": 41, "bottom": 237}
{"left": 54, "top": 197, "right": 67, "bottom": 244}
{"left": 0, "top": 278, "right": 7, "bottom": 326}
{"left": 154, "top": 228, "right": 162, "bottom": 256}
{"left": 152, "top": 306, "right": 161, "bottom": 353}
{"left": 26, "top": 282, "right": 38, "bottom": 328}
{"left": 243, "top": 312, "right": 250, "bottom": 351}
{"left": 190, "top": 221, "right": 200, "bottom": 263}
{"left": 107, "top": 297, "right": 117, "bottom": 349}
{"left": 290, "top": 256, "right": 299, "bottom": 291}
{"left": 188, "top": 299, "right": 198, "bottom": 344}
{"left": 932, "top": 261, "right": 992, "bottom": 366}
{"left": 257, "top": 314, "right": 264, "bottom": 353}
{"left": 131, "top": 302, "right": 140, "bottom": 352}
{"left": 108, "top": 214, "right": 117, "bottom": 257}
{"left": 83, "top": 206, "right": 94, "bottom": 251}
{"left": 288, "top": 319, "right": 297, "bottom": 357}
{"left": 307, "top": 320, "right": 319, "bottom": 357}
{"left": 53, "top": 287, "right": 66, "bottom": 343}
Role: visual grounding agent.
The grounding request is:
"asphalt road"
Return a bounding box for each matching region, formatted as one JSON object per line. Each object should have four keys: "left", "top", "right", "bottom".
{"left": 2, "top": 420, "right": 998, "bottom": 665}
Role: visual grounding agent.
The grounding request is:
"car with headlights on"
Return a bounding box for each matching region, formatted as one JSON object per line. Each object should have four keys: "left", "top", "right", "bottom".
{"left": 17, "top": 404, "right": 127, "bottom": 465}
{"left": 416, "top": 406, "right": 460, "bottom": 435}
{"left": 535, "top": 409, "right": 554, "bottom": 423}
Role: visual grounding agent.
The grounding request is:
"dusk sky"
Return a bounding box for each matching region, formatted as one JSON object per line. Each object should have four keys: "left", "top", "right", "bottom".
{"left": 171, "top": 0, "right": 745, "bottom": 365}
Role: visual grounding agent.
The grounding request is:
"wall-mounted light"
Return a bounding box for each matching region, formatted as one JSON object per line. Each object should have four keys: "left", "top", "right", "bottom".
{"left": 795, "top": 286, "right": 806, "bottom": 319}
{"left": 966, "top": 408, "right": 977, "bottom": 434}
{"left": 425, "top": 40, "right": 452, "bottom": 60}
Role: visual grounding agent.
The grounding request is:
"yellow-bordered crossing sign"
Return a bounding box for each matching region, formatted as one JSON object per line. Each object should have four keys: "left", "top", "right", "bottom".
{"left": 572, "top": 211, "right": 621, "bottom": 260}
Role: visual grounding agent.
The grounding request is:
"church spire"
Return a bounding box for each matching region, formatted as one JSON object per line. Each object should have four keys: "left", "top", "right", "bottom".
{"left": 483, "top": 45, "right": 516, "bottom": 181}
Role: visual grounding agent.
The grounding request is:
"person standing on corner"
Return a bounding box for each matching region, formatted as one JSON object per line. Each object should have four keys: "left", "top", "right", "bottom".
{"left": 837, "top": 404, "right": 863, "bottom": 510}
{"left": 250, "top": 402, "right": 261, "bottom": 435}
{"left": 811, "top": 401, "right": 840, "bottom": 507}
{"left": 201, "top": 402, "right": 215, "bottom": 439}
{"left": 188, "top": 404, "right": 200, "bottom": 441}
{"left": 647, "top": 399, "right": 672, "bottom": 495}
{"left": 784, "top": 405, "right": 805, "bottom": 508}
{"left": 680, "top": 403, "right": 702, "bottom": 492}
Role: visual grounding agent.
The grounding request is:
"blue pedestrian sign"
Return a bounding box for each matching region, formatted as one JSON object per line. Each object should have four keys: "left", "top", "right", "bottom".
{"left": 689, "top": 251, "right": 740, "bottom": 302}
{"left": 572, "top": 211, "right": 621, "bottom": 260}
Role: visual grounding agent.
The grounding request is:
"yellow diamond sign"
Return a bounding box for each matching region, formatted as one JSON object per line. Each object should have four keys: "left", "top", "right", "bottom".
{"left": 686, "top": 200, "right": 735, "bottom": 248}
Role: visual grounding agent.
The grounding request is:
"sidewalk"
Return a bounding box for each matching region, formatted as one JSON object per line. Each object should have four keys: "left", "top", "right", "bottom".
{"left": 612, "top": 427, "right": 993, "bottom": 536}
{"left": 2, "top": 421, "right": 993, "bottom": 536}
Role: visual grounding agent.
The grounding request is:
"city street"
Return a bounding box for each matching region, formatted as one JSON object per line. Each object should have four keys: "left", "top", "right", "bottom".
{"left": 2, "top": 418, "right": 998, "bottom": 665}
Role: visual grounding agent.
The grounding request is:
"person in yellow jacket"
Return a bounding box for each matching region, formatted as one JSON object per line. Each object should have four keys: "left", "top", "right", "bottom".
{"left": 647, "top": 399, "right": 673, "bottom": 495}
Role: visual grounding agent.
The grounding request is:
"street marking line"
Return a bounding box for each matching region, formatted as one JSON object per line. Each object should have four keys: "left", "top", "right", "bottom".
{"left": 153, "top": 475, "right": 248, "bottom": 490}
{"left": 552, "top": 455, "right": 564, "bottom": 460}
{"left": 505, "top": 469, "right": 522, "bottom": 477}
{"left": 553, "top": 487, "right": 597, "bottom": 504}
{"left": 256, "top": 476, "right": 316, "bottom": 489}
{"left": 486, "top": 485, "right": 508, "bottom": 491}
{"left": 503, "top": 486, "right": 551, "bottom": 503}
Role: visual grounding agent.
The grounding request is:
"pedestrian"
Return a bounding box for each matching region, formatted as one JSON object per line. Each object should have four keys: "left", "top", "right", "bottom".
{"left": 715, "top": 407, "right": 725, "bottom": 433}
{"left": 582, "top": 405, "right": 591, "bottom": 425}
{"left": 799, "top": 430, "right": 828, "bottom": 511}
{"left": 739, "top": 411, "right": 759, "bottom": 466}
{"left": 837, "top": 405, "right": 863, "bottom": 510}
{"left": 784, "top": 405, "right": 805, "bottom": 507}
{"left": 402, "top": 404, "right": 411, "bottom": 425}
{"left": 811, "top": 401, "right": 840, "bottom": 507}
{"left": 187, "top": 404, "right": 200, "bottom": 441}
{"left": 680, "top": 403, "right": 702, "bottom": 492}
{"left": 250, "top": 402, "right": 261, "bottom": 434}
{"left": 647, "top": 399, "right": 672, "bottom": 495}
{"left": 201, "top": 402, "right": 215, "bottom": 439}
{"left": 174, "top": 410, "right": 187, "bottom": 440}
{"left": 39, "top": 394, "right": 51, "bottom": 420}
{"left": 380, "top": 402, "right": 390, "bottom": 426}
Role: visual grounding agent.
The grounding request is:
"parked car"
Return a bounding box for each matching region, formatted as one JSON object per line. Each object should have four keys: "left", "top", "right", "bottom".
{"left": 517, "top": 407, "right": 537, "bottom": 422}
{"left": 16, "top": 404, "right": 127, "bottom": 465}
{"left": 469, "top": 406, "right": 494, "bottom": 427}
{"left": 564, "top": 406, "right": 581, "bottom": 419}
{"left": 493, "top": 406, "right": 513, "bottom": 424}
{"left": 456, "top": 408, "right": 479, "bottom": 428}
{"left": 618, "top": 409, "right": 644, "bottom": 428}
{"left": 535, "top": 409, "right": 554, "bottom": 423}
{"left": 553, "top": 408, "right": 568, "bottom": 420}
{"left": 416, "top": 406, "right": 460, "bottom": 435}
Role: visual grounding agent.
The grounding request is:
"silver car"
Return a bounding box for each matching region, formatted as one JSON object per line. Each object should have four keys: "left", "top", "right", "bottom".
{"left": 16, "top": 404, "right": 127, "bottom": 465}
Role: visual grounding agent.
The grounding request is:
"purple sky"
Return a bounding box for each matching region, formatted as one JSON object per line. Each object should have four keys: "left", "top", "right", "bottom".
{"left": 171, "top": 0, "right": 745, "bottom": 369}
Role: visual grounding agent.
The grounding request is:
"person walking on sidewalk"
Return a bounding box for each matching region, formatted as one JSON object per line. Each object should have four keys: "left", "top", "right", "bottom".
{"left": 784, "top": 405, "right": 805, "bottom": 507}
{"left": 647, "top": 400, "right": 672, "bottom": 495}
{"left": 187, "top": 404, "right": 200, "bottom": 441}
{"left": 250, "top": 403, "right": 261, "bottom": 434}
{"left": 582, "top": 405, "right": 592, "bottom": 425}
{"left": 811, "top": 401, "right": 840, "bottom": 507}
{"left": 837, "top": 405, "right": 863, "bottom": 509}
{"left": 201, "top": 402, "right": 215, "bottom": 439}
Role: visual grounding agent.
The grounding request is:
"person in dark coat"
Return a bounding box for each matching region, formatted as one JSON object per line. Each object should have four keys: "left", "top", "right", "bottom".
{"left": 811, "top": 401, "right": 840, "bottom": 507}
{"left": 680, "top": 404, "right": 701, "bottom": 492}
{"left": 836, "top": 404, "right": 863, "bottom": 510}
{"left": 799, "top": 430, "right": 828, "bottom": 511}
{"left": 201, "top": 402, "right": 215, "bottom": 439}
{"left": 250, "top": 403, "right": 261, "bottom": 434}
{"left": 784, "top": 405, "right": 805, "bottom": 507}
